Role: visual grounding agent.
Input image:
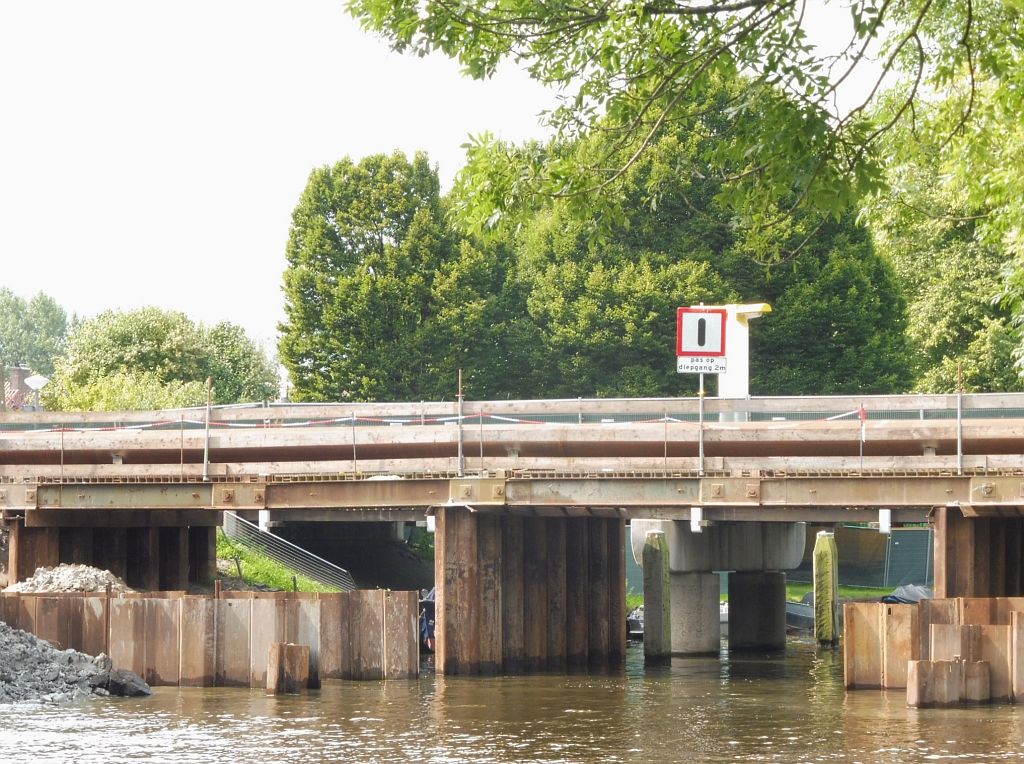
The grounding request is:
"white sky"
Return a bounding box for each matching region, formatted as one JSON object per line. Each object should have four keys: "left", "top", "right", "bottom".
{"left": 0, "top": 2, "right": 874, "bottom": 352}
{"left": 0, "top": 0, "right": 556, "bottom": 349}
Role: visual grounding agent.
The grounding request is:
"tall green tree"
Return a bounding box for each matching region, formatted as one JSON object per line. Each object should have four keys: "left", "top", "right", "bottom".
{"left": 279, "top": 152, "right": 458, "bottom": 401}
{"left": 0, "top": 288, "right": 70, "bottom": 376}
{"left": 864, "top": 122, "right": 1020, "bottom": 393}
{"left": 513, "top": 120, "right": 912, "bottom": 397}
{"left": 45, "top": 307, "right": 277, "bottom": 410}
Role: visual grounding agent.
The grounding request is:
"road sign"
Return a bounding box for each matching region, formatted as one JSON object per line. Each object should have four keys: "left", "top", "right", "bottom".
{"left": 676, "top": 307, "right": 726, "bottom": 356}
{"left": 677, "top": 356, "right": 727, "bottom": 374}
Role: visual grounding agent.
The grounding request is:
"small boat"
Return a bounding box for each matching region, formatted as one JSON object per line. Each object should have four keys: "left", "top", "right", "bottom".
{"left": 786, "top": 595, "right": 815, "bottom": 632}
{"left": 626, "top": 603, "right": 730, "bottom": 640}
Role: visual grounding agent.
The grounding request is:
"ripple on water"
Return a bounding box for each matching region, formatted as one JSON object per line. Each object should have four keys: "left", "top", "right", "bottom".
{"left": 3, "top": 643, "right": 1024, "bottom": 763}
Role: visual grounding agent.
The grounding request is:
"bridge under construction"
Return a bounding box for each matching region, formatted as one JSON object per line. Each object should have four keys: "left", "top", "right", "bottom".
{"left": 3, "top": 393, "right": 1024, "bottom": 672}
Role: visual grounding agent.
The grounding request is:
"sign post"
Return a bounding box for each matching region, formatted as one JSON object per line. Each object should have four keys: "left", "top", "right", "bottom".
{"left": 676, "top": 304, "right": 771, "bottom": 472}
{"left": 676, "top": 307, "right": 727, "bottom": 476}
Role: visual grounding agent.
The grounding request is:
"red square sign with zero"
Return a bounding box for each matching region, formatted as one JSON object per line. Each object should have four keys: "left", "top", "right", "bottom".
{"left": 676, "top": 307, "right": 726, "bottom": 357}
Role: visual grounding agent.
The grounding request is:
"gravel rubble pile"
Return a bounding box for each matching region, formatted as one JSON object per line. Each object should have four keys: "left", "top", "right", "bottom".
{"left": 4, "top": 564, "right": 134, "bottom": 593}
{"left": 0, "top": 620, "right": 150, "bottom": 704}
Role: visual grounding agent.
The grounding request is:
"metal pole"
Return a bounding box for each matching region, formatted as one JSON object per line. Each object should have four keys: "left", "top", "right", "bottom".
{"left": 457, "top": 369, "right": 465, "bottom": 476}
{"left": 957, "top": 363, "right": 964, "bottom": 476}
{"left": 351, "top": 411, "right": 357, "bottom": 474}
{"left": 698, "top": 373, "right": 705, "bottom": 477}
{"left": 202, "top": 377, "right": 212, "bottom": 482}
{"left": 663, "top": 407, "right": 668, "bottom": 471}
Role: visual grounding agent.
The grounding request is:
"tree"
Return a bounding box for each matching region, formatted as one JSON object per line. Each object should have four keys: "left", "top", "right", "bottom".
{"left": 746, "top": 221, "right": 912, "bottom": 395}
{"left": 49, "top": 371, "right": 207, "bottom": 411}
{"left": 512, "top": 122, "right": 912, "bottom": 397}
{"left": 517, "top": 208, "right": 735, "bottom": 397}
{"left": 44, "top": 307, "right": 277, "bottom": 410}
{"left": 279, "top": 152, "right": 457, "bottom": 401}
{"left": 349, "top": 0, "right": 1013, "bottom": 241}
{"left": 0, "top": 288, "right": 70, "bottom": 376}
{"left": 863, "top": 101, "right": 1022, "bottom": 393}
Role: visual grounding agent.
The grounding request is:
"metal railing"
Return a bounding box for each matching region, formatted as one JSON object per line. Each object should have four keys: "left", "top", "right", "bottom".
{"left": 222, "top": 511, "right": 356, "bottom": 592}
{"left": 6, "top": 392, "right": 1024, "bottom": 431}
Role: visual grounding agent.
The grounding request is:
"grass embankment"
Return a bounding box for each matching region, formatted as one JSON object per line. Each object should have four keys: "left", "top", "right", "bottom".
{"left": 785, "top": 582, "right": 891, "bottom": 602}
{"left": 625, "top": 582, "right": 892, "bottom": 611}
{"left": 216, "top": 530, "right": 336, "bottom": 593}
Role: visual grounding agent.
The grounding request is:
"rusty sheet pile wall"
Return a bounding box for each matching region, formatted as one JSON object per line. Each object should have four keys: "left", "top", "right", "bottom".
{"left": 844, "top": 598, "right": 1024, "bottom": 708}
{"left": 0, "top": 589, "right": 419, "bottom": 687}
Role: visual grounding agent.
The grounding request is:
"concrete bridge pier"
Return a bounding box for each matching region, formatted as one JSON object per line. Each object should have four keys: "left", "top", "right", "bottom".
{"left": 728, "top": 571, "right": 786, "bottom": 651}
{"left": 631, "top": 519, "right": 804, "bottom": 655}
{"left": 670, "top": 571, "right": 721, "bottom": 654}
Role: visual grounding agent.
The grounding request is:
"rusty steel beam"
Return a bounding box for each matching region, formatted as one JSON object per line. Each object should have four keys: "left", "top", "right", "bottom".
{"left": 5, "top": 474, "right": 1018, "bottom": 525}
{"left": 24, "top": 509, "right": 224, "bottom": 528}
{"left": 265, "top": 478, "right": 448, "bottom": 509}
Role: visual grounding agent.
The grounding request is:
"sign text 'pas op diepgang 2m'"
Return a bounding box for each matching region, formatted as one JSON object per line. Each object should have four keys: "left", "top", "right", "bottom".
{"left": 676, "top": 307, "right": 727, "bottom": 374}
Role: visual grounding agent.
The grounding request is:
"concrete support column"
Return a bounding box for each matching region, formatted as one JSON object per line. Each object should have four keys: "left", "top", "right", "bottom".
{"left": 8, "top": 523, "right": 59, "bottom": 583}
{"left": 642, "top": 531, "right": 671, "bottom": 661}
{"left": 670, "top": 571, "right": 721, "bottom": 655}
{"left": 728, "top": 571, "right": 786, "bottom": 651}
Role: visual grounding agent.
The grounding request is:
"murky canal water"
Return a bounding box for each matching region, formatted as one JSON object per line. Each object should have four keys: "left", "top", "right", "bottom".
{"left": 4, "top": 638, "right": 1024, "bottom": 763}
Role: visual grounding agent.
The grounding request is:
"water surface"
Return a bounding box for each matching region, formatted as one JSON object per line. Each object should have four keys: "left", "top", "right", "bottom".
{"left": 4, "top": 638, "right": 1023, "bottom": 763}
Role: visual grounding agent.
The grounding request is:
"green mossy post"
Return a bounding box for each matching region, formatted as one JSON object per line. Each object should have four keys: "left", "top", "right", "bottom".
{"left": 642, "top": 531, "right": 671, "bottom": 661}
{"left": 813, "top": 531, "right": 840, "bottom": 646}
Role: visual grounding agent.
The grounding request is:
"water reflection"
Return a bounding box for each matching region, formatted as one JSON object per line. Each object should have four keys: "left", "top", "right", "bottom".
{"left": 3, "top": 639, "right": 1024, "bottom": 763}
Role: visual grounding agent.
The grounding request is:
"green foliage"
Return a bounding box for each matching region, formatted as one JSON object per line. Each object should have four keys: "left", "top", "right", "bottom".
{"left": 44, "top": 307, "right": 277, "bottom": 411}
{"left": 863, "top": 107, "right": 1022, "bottom": 393}
{"left": 747, "top": 222, "right": 912, "bottom": 395}
{"left": 46, "top": 370, "right": 206, "bottom": 411}
{"left": 0, "top": 288, "right": 70, "bottom": 376}
{"left": 513, "top": 122, "right": 911, "bottom": 397}
{"left": 280, "top": 152, "right": 453, "bottom": 401}
{"left": 348, "top": 0, "right": 1008, "bottom": 242}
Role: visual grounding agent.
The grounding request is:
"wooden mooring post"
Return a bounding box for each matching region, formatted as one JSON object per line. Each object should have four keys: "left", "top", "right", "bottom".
{"left": 267, "top": 642, "right": 310, "bottom": 695}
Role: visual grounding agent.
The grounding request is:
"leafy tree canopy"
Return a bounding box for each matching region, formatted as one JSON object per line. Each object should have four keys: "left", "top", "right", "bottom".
{"left": 508, "top": 116, "right": 911, "bottom": 396}
{"left": 0, "top": 288, "right": 70, "bottom": 376}
{"left": 45, "top": 307, "right": 277, "bottom": 410}
{"left": 349, "top": 0, "right": 1018, "bottom": 246}
{"left": 280, "top": 151, "right": 458, "bottom": 401}
{"left": 862, "top": 112, "right": 1021, "bottom": 393}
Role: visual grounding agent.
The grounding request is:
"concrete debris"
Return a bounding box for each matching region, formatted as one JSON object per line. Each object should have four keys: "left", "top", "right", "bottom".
{"left": 0, "top": 620, "right": 151, "bottom": 704}
{"left": 4, "top": 564, "right": 134, "bottom": 594}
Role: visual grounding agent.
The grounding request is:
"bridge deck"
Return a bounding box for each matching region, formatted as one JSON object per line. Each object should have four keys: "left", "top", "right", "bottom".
{"left": 3, "top": 394, "right": 1024, "bottom": 522}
